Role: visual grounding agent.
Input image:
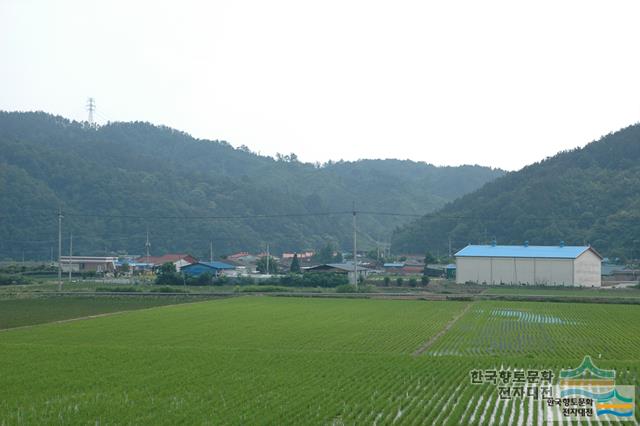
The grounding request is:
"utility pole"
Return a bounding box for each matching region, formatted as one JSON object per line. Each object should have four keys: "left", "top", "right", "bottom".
{"left": 68, "top": 233, "right": 73, "bottom": 281}
{"left": 87, "top": 97, "right": 96, "bottom": 125}
{"left": 210, "top": 241, "right": 213, "bottom": 263}
{"left": 145, "top": 228, "right": 151, "bottom": 268}
{"left": 448, "top": 236, "right": 452, "bottom": 259}
{"left": 57, "top": 208, "right": 63, "bottom": 291}
{"left": 353, "top": 201, "right": 358, "bottom": 289}
{"left": 266, "top": 244, "right": 270, "bottom": 274}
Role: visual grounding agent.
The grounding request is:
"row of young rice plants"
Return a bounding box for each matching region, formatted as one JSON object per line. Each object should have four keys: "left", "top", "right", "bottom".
{"left": 0, "top": 348, "right": 487, "bottom": 424}
{"left": 427, "top": 301, "right": 640, "bottom": 361}
{"left": 0, "top": 297, "right": 467, "bottom": 355}
{"left": 422, "top": 300, "right": 640, "bottom": 424}
{"left": 295, "top": 356, "right": 490, "bottom": 425}
{"left": 0, "top": 297, "right": 472, "bottom": 424}
{"left": 1, "top": 297, "right": 638, "bottom": 423}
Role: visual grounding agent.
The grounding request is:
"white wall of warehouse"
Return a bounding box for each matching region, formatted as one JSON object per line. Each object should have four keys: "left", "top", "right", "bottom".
{"left": 573, "top": 250, "right": 601, "bottom": 287}
{"left": 456, "top": 252, "right": 601, "bottom": 287}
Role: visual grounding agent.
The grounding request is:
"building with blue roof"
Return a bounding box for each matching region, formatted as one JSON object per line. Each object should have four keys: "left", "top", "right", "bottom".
{"left": 181, "top": 261, "right": 236, "bottom": 277}
{"left": 455, "top": 243, "right": 602, "bottom": 287}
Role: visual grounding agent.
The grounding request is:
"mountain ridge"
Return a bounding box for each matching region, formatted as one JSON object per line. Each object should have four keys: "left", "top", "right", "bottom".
{"left": 0, "top": 111, "right": 503, "bottom": 260}
{"left": 392, "top": 123, "right": 640, "bottom": 260}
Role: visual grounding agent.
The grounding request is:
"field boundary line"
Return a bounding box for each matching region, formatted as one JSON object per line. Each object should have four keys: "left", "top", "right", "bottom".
{"left": 412, "top": 302, "right": 473, "bottom": 356}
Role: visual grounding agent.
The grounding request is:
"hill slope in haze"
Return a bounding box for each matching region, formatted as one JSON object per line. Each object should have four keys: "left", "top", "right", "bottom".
{"left": 0, "top": 112, "right": 503, "bottom": 260}
{"left": 392, "top": 123, "right": 640, "bottom": 260}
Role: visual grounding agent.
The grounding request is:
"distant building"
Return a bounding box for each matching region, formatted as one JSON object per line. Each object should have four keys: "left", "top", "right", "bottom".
{"left": 59, "top": 256, "right": 117, "bottom": 273}
{"left": 383, "top": 262, "right": 428, "bottom": 275}
{"left": 134, "top": 254, "right": 197, "bottom": 271}
{"left": 116, "top": 260, "right": 152, "bottom": 273}
{"left": 282, "top": 251, "right": 314, "bottom": 260}
{"left": 228, "top": 252, "right": 251, "bottom": 261}
{"left": 305, "top": 262, "right": 372, "bottom": 284}
{"left": 181, "top": 261, "right": 236, "bottom": 277}
{"left": 383, "top": 263, "right": 405, "bottom": 270}
{"left": 455, "top": 244, "right": 602, "bottom": 287}
{"left": 227, "top": 252, "right": 258, "bottom": 264}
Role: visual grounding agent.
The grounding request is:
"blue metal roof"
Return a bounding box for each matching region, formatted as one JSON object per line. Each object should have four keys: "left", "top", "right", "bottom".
{"left": 184, "top": 261, "right": 235, "bottom": 270}
{"left": 454, "top": 245, "right": 598, "bottom": 259}
{"left": 383, "top": 263, "right": 405, "bottom": 268}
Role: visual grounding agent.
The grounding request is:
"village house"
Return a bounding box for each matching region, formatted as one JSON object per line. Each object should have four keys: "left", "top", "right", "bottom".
{"left": 181, "top": 261, "right": 236, "bottom": 277}
{"left": 134, "top": 254, "right": 197, "bottom": 271}
{"left": 59, "top": 256, "right": 117, "bottom": 273}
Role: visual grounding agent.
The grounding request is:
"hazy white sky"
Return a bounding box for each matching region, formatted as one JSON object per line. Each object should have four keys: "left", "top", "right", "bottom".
{"left": 2, "top": 0, "right": 640, "bottom": 170}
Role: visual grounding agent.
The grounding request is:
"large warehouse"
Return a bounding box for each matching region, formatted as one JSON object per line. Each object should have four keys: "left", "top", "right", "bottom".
{"left": 455, "top": 244, "right": 602, "bottom": 287}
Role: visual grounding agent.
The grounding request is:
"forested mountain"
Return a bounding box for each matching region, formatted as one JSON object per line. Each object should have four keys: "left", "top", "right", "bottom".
{"left": 392, "top": 123, "right": 640, "bottom": 260}
{"left": 0, "top": 112, "right": 503, "bottom": 260}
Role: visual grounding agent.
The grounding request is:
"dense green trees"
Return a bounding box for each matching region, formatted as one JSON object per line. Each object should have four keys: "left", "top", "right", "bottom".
{"left": 393, "top": 123, "right": 640, "bottom": 260}
{"left": 0, "top": 112, "right": 502, "bottom": 260}
{"left": 279, "top": 272, "right": 348, "bottom": 288}
{"left": 312, "top": 244, "right": 342, "bottom": 264}
{"left": 155, "top": 262, "right": 179, "bottom": 285}
{"left": 256, "top": 256, "right": 279, "bottom": 274}
{"left": 289, "top": 254, "right": 301, "bottom": 273}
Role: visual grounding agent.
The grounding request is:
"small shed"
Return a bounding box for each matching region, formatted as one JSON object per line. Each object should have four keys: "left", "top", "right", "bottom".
{"left": 445, "top": 264, "right": 456, "bottom": 279}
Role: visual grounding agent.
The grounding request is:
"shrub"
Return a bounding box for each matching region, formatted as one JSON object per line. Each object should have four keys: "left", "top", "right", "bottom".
{"left": 357, "top": 284, "right": 376, "bottom": 293}
{"left": 151, "top": 286, "right": 187, "bottom": 293}
{"left": 408, "top": 278, "right": 418, "bottom": 287}
{"left": 195, "top": 272, "right": 214, "bottom": 286}
{"left": 96, "top": 286, "right": 139, "bottom": 293}
{"left": 240, "top": 285, "right": 290, "bottom": 292}
{"left": 235, "top": 276, "right": 255, "bottom": 286}
{"left": 279, "top": 272, "right": 348, "bottom": 288}
{"left": 421, "top": 276, "right": 430, "bottom": 286}
{"left": 396, "top": 277, "right": 404, "bottom": 287}
{"left": 383, "top": 276, "right": 391, "bottom": 287}
{"left": 0, "top": 274, "right": 31, "bottom": 285}
{"left": 213, "top": 275, "right": 230, "bottom": 286}
{"left": 336, "top": 284, "right": 357, "bottom": 293}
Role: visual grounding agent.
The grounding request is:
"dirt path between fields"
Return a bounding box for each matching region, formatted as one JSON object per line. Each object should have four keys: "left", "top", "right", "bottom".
{"left": 412, "top": 302, "right": 473, "bottom": 356}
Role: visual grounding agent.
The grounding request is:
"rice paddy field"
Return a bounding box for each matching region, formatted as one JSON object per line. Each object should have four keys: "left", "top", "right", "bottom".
{"left": 482, "top": 286, "right": 640, "bottom": 299}
{"left": 0, "top": 297, "right": 197, "bottom": 330}
{"left": 0, "top": 296, "right": 639, "bottom": 424}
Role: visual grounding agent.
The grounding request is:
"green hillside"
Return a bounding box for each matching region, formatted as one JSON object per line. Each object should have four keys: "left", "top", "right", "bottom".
{"left": 392, "top": 123, "right": 640, "bottom": 260}
{"left": 0, "top": 111, "right": 502, "bottom": 259}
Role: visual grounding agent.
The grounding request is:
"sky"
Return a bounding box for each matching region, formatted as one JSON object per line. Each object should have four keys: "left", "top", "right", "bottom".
{"left": 1, "top": 0, "right": 640, "bottom": 171}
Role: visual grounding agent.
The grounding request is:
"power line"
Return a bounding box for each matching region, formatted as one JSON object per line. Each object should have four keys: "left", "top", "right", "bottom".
{"left": 3, "top": 208, "right": 640, "bottom": 223}
{"left": 63, "top": 211, "right": 352, "bottom": 220}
